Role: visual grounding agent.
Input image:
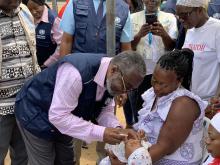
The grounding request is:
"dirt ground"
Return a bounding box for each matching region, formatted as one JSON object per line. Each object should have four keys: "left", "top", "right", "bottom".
{"left": 4, "top": 108, "right": 126, "bottom": 165}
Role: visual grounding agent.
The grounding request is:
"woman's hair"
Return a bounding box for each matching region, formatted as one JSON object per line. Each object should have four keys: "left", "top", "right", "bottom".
{"left": 22, "top": 0, "right": 50, "bottom": 8}
{"left": 157, "top": 48, "right": 194, "bottom": 89}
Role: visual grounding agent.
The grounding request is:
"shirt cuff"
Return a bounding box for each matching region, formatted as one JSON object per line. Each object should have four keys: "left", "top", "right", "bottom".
{"left": 91, "top": 124, "right": 106, "bottom": 142}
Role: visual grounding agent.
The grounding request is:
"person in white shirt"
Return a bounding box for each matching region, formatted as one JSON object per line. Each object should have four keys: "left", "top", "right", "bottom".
{"left": 123, "top": 0, "right": 178, "bottom": 128}
{"left": 176, "top": 0, "right": 220, "bottom": 117}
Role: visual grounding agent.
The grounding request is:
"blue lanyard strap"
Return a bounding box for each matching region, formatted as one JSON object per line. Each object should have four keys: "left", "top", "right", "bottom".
{"left": 148, "top": 32, "right": 153, "bottom": 45}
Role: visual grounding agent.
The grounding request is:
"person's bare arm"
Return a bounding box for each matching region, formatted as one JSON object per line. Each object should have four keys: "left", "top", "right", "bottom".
{"left": 149, "top": 96, "right": 201, "bottom": 162}
{"left": 151, "top": 22, "right": 176, "bottom": 51}
{"left": 121, "top": 42, "right": 132, "bottom": 52}
{"left": 60, "top": 32, "right": 74, "bottom": 57}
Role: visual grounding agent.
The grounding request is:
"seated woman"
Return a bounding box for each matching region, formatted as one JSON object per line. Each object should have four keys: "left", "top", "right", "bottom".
{"left": 22, "top": 0, "right": 63, "bottom": 69}
{"left": 203, "top": 112, "right": 220, "bottom": 165}
{"left": 101, "top": 49, "right": 208, "bottom": 165}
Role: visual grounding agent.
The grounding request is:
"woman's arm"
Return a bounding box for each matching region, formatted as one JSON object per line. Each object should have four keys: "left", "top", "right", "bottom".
{"left": 149, "top": 96, "right": 201, "bottom": 162}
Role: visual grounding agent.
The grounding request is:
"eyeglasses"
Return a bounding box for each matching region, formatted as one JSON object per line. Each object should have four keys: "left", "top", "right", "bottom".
{"left": 176, "top": 9, "right": 195, "bottom": 20}
{"left": 118, "top": 69, "right": 135, "bottom": 93}
{"left": 118, "top": 69, "right": 128, "bottom": 92}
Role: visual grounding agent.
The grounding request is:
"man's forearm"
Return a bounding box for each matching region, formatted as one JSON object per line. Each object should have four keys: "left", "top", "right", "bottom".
{"left": 161, "top": 34, "right": 176, "bottom": 51}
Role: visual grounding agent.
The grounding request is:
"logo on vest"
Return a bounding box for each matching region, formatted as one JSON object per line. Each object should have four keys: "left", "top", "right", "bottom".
{"left": 39, "top": 29, "right": 45, "bottom": 35}
{"left": 115, "top": 17, "right": 122, "bottom": 28}
{"left": 37, "top": 29, "right": 46, "bottom": 40}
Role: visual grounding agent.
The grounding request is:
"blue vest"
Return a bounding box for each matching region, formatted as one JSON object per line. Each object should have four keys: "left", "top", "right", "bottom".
{"left": 72, "top": 0, "right": 129, "bottom": 54}
{"left": 15, "top": 53, "right": 113, "bottom": 140}
{"left": 36, "top": 9, "right": 57, "bottom": 66}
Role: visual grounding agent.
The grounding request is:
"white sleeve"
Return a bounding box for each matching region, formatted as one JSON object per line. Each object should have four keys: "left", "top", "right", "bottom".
{"left": 167, "top": 15, "right": 178, "bottom": 40}
{"left": 215, "top": 26, "right": 220, "bottom": 62}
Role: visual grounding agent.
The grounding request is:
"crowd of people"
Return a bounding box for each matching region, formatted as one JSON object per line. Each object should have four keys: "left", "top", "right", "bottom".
{"left": 0, "top": 0, "right": 220, "bottom": 165}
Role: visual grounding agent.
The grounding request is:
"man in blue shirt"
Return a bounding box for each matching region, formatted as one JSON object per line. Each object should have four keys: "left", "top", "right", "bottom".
{"left": 59, "top": 0, "right": 133, "bottom": 56}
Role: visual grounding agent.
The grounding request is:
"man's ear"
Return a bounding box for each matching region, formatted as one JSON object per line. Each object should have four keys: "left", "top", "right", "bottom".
{"left": 197, "top": 7, "right": 205, "bottom": 14}
{"left": 109, "top": 64, "right": 119, "bottom": 74}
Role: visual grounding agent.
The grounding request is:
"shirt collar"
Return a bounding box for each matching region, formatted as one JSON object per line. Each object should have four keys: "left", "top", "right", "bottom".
{"left": 35, "top": 5, "right": 48, "bottom": 24}
{"left": 94, "top": 57, "right": 112, "bottom": 88}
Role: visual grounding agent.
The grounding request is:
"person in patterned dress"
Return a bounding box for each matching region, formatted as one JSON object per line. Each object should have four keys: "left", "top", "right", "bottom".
{"left": 0, "top": 0, "right": 39, "bottom": 164}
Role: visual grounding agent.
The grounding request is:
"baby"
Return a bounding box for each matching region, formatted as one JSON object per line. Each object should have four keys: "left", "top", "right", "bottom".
{"left": 99, "top": 131, "right": 152, "bottom": 165}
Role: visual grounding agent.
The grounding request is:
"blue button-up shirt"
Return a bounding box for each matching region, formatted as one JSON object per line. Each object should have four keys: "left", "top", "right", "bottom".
{"left": 60, "top": 0, "right": 133, "bottom": 42}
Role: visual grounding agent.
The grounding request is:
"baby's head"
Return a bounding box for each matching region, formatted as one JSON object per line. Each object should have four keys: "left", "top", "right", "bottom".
{"left": 205, "top": 113, "right": 220, "bottom": 158}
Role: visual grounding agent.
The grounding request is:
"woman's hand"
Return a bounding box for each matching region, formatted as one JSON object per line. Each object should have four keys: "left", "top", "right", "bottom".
{"left": 137, "top": 129, "right": 147, "bottom": 140}
{"left": 118, "top": 129, "right": 139, "bottom": 140}
{"left": 205, "top": 96, "right": 220, "bottom": 119}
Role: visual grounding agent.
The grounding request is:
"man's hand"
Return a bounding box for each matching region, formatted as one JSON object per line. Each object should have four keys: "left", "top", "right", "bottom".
{"left": 125, "top": 138, "right": 142, "bottom": 159}
{"left": 137, "top": 23, "right": 152, "bottom": 38}
{"left": 107, "top": 150, "right": 126, "bottom": 165}
{"left": 151, "top": 22, "right": 168, "bottom": 38}
{"left": 103, "top": 128, "right": 126, "bottom": 144}
{"left": 118, "top": 129, "right": 139, "bottom": 140}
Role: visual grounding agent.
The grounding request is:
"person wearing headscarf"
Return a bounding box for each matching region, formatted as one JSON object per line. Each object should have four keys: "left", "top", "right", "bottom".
{"left": 203, "top": 112, "right": 220, "bottom": 165}
{"left": 176, "top": 0, "right": 220, "bottom": 118}
{"left": 22, "top": 0, "right": 63, "bottom": 69}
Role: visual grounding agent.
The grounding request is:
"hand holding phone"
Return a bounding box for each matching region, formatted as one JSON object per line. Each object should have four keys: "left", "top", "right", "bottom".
{"left": 145, "top": 13, "right": 157, "bottom": 25}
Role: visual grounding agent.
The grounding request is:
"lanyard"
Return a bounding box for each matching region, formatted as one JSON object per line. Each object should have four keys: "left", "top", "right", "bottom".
{"left": 148, "top": 32, "right": 153, "bottom": 45}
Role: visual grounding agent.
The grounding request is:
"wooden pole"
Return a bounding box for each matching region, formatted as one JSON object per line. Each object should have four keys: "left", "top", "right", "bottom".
{"left": 106, "top": 0, "right": 116, "bottom": 57}
{"left": 51, "top": 0, "right": 58, "bottom": 14}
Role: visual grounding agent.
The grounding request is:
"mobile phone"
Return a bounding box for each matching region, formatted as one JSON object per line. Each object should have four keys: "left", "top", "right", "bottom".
{"left": 145, "top": 13, "right": 157, "bottom": 25}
